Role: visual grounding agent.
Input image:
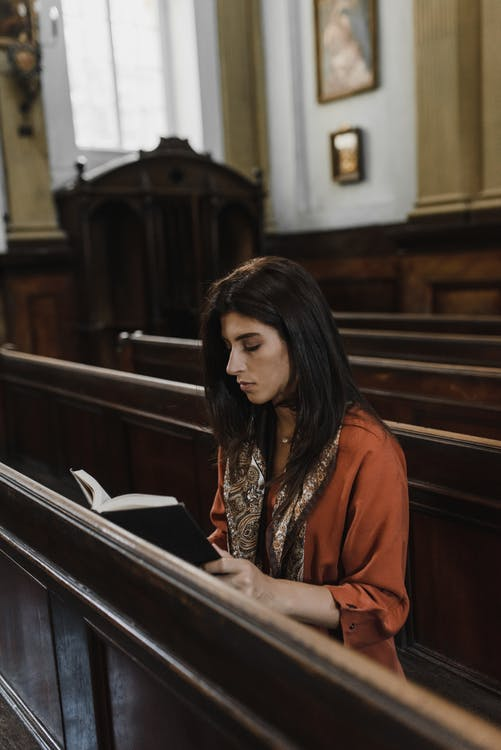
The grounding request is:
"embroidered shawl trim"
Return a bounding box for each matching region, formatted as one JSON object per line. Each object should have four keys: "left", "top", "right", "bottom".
{"left": 223, "top": 425, "right": 342, "bottom": 580}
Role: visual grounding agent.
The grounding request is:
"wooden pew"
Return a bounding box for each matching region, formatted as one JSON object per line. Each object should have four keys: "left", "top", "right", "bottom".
{"left": 2, "top": 465, "right": 501, "bottom": 750}
{"left": 117, "top": 330, "right": 203, "bottom": 384}
{"left": 117, "top": 333, "right": 501, "bottom": 440}
{"left": 349, "top": 356, "right": 501, "bottom": 440}
{"left": 1, "top": 345, "right": 501, "bottom": 721}
{"left": 0, "top": 344, "right": 214, "bottom": 534}
{"left": 339, "top": 328, "right": 501, "bottom": 367}
{"left": 334, "top": 312, "right": 501, "bottom": 335}
{"left": 391, "top": 423, "right": 501, "bottom": 721}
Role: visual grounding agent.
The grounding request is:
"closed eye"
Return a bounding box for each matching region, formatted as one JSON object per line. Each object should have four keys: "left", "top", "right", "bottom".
{"left": 244, "top": 344, "right": 260, "bottom": 352}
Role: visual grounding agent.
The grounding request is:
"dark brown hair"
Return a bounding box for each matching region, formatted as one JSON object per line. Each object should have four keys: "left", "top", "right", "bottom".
{"left": 200, "top": 256, "right": 370, "bottom": 496}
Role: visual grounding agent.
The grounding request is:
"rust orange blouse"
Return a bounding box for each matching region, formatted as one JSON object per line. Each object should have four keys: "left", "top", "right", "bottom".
{"left": 208, "top": 408, "right": 410, "bottom": 675}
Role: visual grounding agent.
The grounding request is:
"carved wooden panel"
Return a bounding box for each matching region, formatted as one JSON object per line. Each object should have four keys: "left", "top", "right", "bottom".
{"left": 54, "top": 399, "right": 111, "bottom": 493}
{"left": 0, "top": 550, "right": 64, "bottom": 745}
{"left": 87, "top": 201, "right": 149, "bottom": 329}
{"left": 5, "top": 386, "right": 53, "bottom": 470}
{"left": 105, "top": 641, "right": 235, "bottom": 750}
{"left": 401, "top": 250, "right": 501, "bottom": 313}
{"left": 410, "top": 509, "right": 500, "bottom": 681}
{"left": 432, "top": 283, "right": 501, "bottom": 314}
{"left": 123, "top": 419, "right": 213, "bottom": 529}
{"left": 50, "top": 593, "right": 100, "bottom": 749}
{"left": 301, "top": 255, "right": 400, "bottom": 313}
{"left": 4, "top": 271, "right": 79, "bottom": 358}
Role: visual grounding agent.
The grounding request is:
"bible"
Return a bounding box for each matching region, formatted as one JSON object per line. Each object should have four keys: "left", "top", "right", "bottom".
{"left": 70, "top": 469, "right": 219, "bottom": 565}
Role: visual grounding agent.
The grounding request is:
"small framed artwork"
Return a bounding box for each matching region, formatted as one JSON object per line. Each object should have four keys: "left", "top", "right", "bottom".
{"left": 330, "top": 127, "right": 363, "bottom": 184}
{"left": 314, "top": 0, "right": 378, "bottom": 103}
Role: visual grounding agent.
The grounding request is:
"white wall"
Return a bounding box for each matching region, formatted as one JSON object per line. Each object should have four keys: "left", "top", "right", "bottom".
{"left": 261, "top": 0, "right": 416, "bottom": 231}
{"left": 39, "top": 0, "right": 78, "bottom": 187}
{"left": 193, "top": 0, "right": 224, "bottom": 161}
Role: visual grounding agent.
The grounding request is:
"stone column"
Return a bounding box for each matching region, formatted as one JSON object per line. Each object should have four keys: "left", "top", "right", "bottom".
{"left": 0, "top": 47, "right": 64, "bottom": 243}
{"left": 216, "top": 0, "right": 269, "bottom": 184}
{"left": 471, "top": 0, "right": 501, "bottom": 210}
{"left": 412, "top": 0, "right": 481, "bottom": 217}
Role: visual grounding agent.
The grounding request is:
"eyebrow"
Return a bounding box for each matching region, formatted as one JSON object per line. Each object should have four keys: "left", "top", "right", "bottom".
{"left": 223, "top": 332, "right": 262, "bottom": 343}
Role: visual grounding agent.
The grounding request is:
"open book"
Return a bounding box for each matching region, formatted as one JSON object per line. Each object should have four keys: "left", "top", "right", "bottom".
{"left": 71, "top": 469, "right": 219, "bottom": 566}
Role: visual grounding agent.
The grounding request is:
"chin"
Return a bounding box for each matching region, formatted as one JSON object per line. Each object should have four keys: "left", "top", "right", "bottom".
{"left": 245, "top": 392, "right": 268, "bottom": 405}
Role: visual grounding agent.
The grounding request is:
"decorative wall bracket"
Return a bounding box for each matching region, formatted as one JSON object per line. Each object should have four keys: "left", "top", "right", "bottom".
{"left": 6, "top": 38, "right": 40, "bottom": 119}
{"left": 1, "top": 1, "right": 40, "bottom": 135}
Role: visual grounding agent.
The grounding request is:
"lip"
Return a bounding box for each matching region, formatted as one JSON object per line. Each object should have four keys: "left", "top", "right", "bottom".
{"left": 238, "top": 381, "right": 255, "bottom": 392}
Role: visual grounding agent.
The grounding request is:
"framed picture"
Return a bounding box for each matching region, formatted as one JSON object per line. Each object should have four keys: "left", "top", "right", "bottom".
{"left": 330, "top": 127, "right": 363, "bottom": 183}
{"left": 0, "top": 1, "right": 36, "bottom": 47}
{"left": 314, "top": 0, "right": 378, "bottom": 103}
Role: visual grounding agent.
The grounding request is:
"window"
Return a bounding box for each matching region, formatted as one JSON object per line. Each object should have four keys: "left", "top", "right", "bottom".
{"left": 60, "top": 0, "right": 168, "bottom": 151}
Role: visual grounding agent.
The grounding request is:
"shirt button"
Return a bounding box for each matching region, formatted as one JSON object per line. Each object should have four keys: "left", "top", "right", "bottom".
{"left": 348, "top": 623, "right": 356, "bottom": 631}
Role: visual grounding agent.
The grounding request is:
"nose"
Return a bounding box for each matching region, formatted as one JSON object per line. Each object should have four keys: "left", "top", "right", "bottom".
{"left": 226, "top": 347, "right": 244, "bottom": 376}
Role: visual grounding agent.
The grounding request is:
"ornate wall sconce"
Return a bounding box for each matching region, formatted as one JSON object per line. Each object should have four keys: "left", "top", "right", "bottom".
{"left": 7, "top": 38, "right": 40, "bottom": 113}
{"left": 1, "top": 1, "right": 40, "bottom": 134}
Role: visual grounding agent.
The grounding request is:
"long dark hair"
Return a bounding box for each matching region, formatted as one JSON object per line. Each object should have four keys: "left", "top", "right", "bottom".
{"left": 200, "top": 256, "right": 370, "bottom": 496}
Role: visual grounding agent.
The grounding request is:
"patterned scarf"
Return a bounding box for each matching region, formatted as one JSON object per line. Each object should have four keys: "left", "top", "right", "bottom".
{"left": 223, "top": 425, "right": 342, "bottom": 580}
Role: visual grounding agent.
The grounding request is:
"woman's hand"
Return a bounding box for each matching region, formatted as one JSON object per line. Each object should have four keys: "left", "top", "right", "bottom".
{"left": 204, "top": 546, "right": 278, "bottom": 607}
{"left": 204, "top": 545, "right": 340, "bottom": 629}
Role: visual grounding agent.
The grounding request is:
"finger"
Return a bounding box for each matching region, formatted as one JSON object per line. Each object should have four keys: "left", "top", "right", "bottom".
{"left": 203, "top": 559, "right": 224, "bottom": 574}
{"left": 212, "top": 543, "right": 232, "bottom": 558}
{"left": 204, "top": 557, "right": 247, "bottom": 576}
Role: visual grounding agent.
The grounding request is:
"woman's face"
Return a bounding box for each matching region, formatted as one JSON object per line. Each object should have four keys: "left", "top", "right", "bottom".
{"left": 221, "top": 312, "right": 292, "bottom": 405}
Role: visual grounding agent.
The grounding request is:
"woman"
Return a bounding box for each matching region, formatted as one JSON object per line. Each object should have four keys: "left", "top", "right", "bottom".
{"left": 201, "top": 256, "right": 409, "bottom": 675}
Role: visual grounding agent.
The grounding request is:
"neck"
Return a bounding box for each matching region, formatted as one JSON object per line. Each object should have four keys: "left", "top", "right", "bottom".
{"left": 274, "top": 404, "right": 296, "bottom": 442}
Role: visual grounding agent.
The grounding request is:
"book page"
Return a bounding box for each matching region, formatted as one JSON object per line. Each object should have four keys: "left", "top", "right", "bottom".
{"left": 71, "top": 468, "right": 111, "bottom": 511}
{"left": 100, "top": 493, "right": 178, "bottom": 512}
{"left": 71, "top": 468, "right": 178, "bottom": 513}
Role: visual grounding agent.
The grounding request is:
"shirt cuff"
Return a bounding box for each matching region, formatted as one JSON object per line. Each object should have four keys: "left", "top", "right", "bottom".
{"left": 327, "top": 585, "right": 388, "bottom": 648}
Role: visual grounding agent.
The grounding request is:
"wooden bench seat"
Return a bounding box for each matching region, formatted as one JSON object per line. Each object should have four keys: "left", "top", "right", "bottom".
{"left": 2, "top": 464, "right": 501, "bottom": 748}
{"left": 1, "top": 345, "right": 501, "bottom": 720}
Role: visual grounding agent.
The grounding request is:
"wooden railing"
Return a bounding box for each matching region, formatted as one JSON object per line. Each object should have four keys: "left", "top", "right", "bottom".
{"left": 1, "top": 463, "right": 501, "bottom": 749}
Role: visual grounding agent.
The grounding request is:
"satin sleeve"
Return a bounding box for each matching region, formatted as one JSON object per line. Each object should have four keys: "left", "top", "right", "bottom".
{"left": 326, "top": 436, "right": 409, "bottom": 651}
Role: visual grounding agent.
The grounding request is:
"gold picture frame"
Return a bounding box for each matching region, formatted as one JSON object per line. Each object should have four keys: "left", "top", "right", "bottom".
{"left": 314, "top": 0, "right": 378, "bottom": 103}
{"left": 0, "top": 0, "right": 36, "bottom": 48}
{"left": 330, "top": 127, "right": 364, "bottom": 183}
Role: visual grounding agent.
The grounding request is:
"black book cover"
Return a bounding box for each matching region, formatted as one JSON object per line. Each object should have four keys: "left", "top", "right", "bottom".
{"left": 101, "top": 504, "right": 220, "bottom": 566}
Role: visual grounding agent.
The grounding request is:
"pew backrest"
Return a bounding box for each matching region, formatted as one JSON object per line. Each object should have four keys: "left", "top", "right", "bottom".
{"left": 0, "top": 345, "right": 215, "bottom": 533}
{"left": 334, "top": 312, "right": 501, "bottom": 335}
{"left": 350, "top": 355, "right": 501, "bottom": 440}
{"left": 116, "top": 333, "right": 501, "bottom": 439}
{"left": 2, "top": 346, "right": 501, "bottom": 704}
{"left": 1, "top": 463, "right": 501, "bottom": 749}
{"left": 340, "top": 328, "right": 501, "bottom": 367}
